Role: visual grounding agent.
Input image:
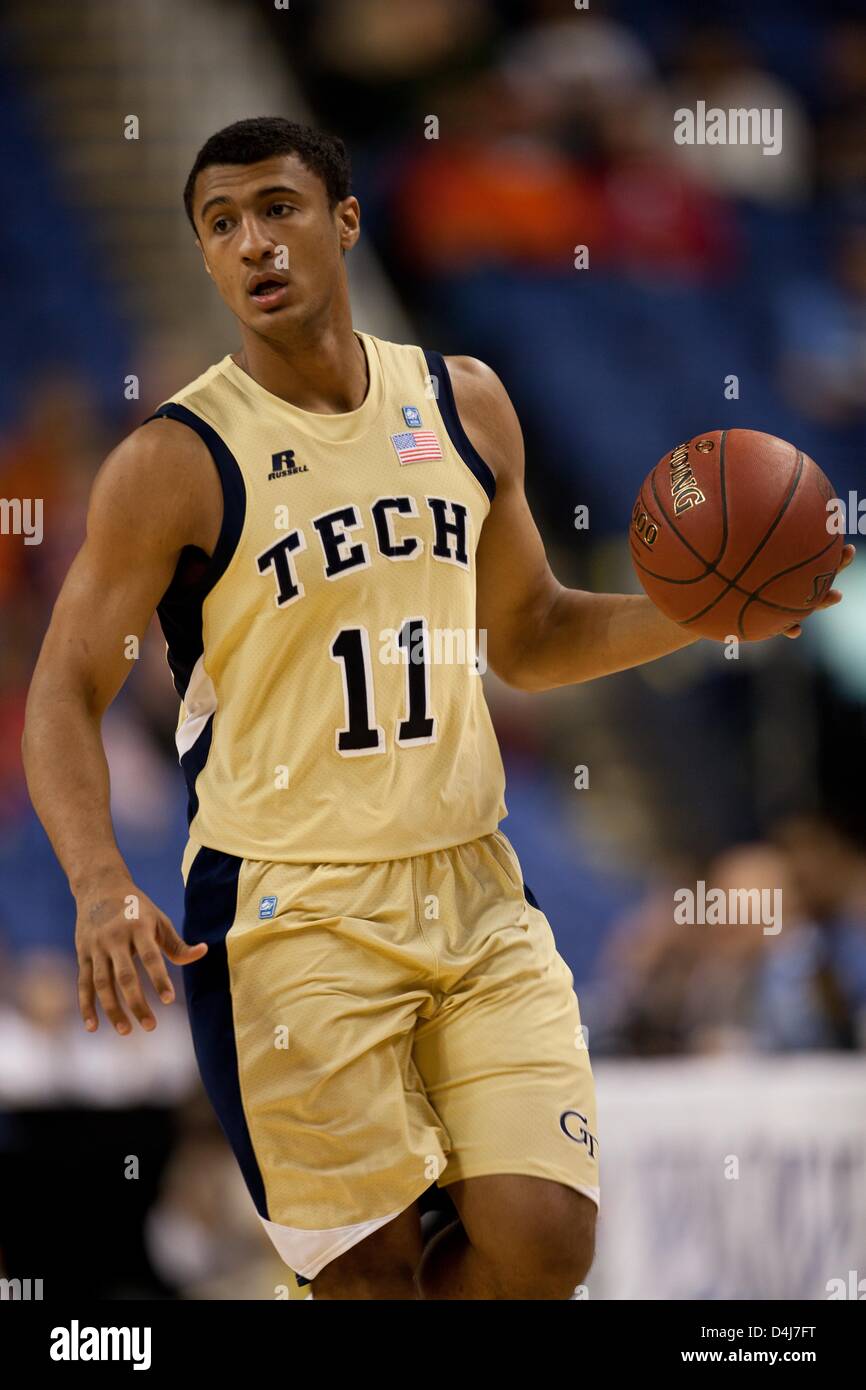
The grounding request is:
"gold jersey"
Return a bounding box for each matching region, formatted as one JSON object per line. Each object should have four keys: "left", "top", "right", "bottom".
{"left": 149, "top": 330, "right": 508, "bottom": 862}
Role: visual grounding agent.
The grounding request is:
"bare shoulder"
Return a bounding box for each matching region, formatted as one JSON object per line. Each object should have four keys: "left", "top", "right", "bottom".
{"left": 90, "top": 416, "right": 221, "bottom": 556}
{"left": 443, "top": 355, "right": 524, "bottom": 485}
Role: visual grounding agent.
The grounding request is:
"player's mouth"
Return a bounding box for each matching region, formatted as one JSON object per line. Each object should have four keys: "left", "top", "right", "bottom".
{"left": 247, "top": 274, "right": 290, "bottom": 309}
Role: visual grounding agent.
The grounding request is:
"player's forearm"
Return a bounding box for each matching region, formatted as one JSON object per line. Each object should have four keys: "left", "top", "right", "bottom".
{"left": 21, "top": 686, "right": 129, "bottom": 897}
{"left": 512, "top": 587, "right": 699, "bottom": 692}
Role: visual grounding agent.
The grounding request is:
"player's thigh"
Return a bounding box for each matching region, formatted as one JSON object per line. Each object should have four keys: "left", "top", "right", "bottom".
{"left": 415, "top": 899, "right": 600, "bottom": 1200}
{"left": 311, "top": 1200, "right": 424, "bottom": 1298}
{"left": 445, "top": 1174, "right": 596, "bottom": 1282}
{"left": 183, "top": 848, "right": 448, "bottom": 1276}
{"left": 230, "top": 917, "right": 445, "bottom": 1245}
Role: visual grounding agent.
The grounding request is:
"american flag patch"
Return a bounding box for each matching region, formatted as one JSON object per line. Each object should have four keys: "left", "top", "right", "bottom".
{"left": 390, "top": 430, "right": 443, "bottom": 464}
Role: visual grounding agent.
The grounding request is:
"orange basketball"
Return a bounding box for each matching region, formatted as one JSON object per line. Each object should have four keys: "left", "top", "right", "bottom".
{"left": 629, "top": 429, "right": 843, "bottom": 641}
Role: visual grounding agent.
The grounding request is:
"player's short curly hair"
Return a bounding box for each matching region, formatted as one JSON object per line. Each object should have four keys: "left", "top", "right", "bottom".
{"left": 183, "top": 116, "right": 352, "bottom": 232}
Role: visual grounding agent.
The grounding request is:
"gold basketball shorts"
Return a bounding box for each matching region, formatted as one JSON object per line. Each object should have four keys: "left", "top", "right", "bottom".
{"left": 180, "top": 827, "right": 599, "bottom": 1282}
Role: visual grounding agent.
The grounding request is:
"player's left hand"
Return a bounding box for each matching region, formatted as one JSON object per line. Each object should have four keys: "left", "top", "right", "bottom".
{"left": 782, "top": 543, "right": 855, "bottom": 638}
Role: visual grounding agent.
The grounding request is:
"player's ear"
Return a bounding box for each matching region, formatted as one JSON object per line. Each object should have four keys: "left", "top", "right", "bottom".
{"left": 194, "top": 238, "right": 213, "bottom": 278}
{"left": 336, "top": 196, "right": 360, "bottom": 253}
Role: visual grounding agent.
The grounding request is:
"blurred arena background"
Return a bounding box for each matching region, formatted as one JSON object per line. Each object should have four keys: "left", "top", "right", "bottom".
{"left": 1, "top": 0, "right": 865, "bottom": 1300}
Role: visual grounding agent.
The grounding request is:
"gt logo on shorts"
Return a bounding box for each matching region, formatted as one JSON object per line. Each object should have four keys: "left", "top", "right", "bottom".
{"left": 560, "top": 1109, "right": 599, "bottom": 1159}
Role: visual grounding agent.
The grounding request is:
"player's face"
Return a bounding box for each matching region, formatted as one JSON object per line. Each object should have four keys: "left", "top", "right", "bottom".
{"left": 192, "top": 154, "right": 359, "bottom": 331}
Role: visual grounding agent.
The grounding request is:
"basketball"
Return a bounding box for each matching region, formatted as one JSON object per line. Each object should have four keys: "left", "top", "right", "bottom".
{"left": 629, "top": 429, "right": 844, "bottom": 641}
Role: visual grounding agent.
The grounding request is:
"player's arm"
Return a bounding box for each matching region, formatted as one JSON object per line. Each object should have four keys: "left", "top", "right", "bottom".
{"left": 21, "top": 420, "right": 217, "bottom": 1032}
{"left": 450, "top": 357, "right": 851, "bottom": 691}
{"left": 450, "top": 355, "right": 699, "bottom": 691}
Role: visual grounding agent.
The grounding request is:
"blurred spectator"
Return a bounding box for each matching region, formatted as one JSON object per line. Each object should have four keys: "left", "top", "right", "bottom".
{"left": 757, "top": 814, "right": 866, "bottom": 1050}
{"left": 313, "top": 0, "right": 490, "bottom": 80}
{"left": 816, "top": 20, "right": 866, "bottom": 220}
{"left": 591, "top": 844, "right": 795, "bottom": 1055}
{"left": 595, "top": 86, "right": 741, "bottom": 282}
{"left": 670, "top": 26, "right": 812, "bottom": 204}
{"left": 775, "top": 224, "right": 866, "bottom": 425}
{"left": 393, "top": 126, "right": 605, "bottom": 273}
{"left": 499, "top": 2, "right": 657, "bottom": 127}
{"left": 593, "top": 825, "right": 866, "bottom": 1057}
{"left": 0, "top": 373, "right": 110, "bottom": 827}
{"left": 287, "top": 0, "right": 496, "bottom": 138}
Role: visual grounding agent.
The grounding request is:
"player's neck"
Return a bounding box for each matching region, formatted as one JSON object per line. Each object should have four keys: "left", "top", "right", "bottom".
{"left": 231, "top": 317, "right": 369, "bottom": 415}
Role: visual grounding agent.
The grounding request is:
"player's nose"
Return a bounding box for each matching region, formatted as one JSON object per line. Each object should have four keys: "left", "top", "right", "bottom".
{"left": 236, "top": 214, "right": 277, "bottom": 261}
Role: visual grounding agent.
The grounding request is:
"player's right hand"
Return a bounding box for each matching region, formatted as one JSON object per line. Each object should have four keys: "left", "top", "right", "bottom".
{"left": 74, "top": 870, "right": 207, "bottom": 1035}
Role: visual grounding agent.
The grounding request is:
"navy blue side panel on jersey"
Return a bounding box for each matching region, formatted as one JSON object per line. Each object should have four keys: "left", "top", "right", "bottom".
{"left": 183, "top": 845, "right": 268, "bottom": 1219}
{"left": 179, "top": 712, "right": 214, "bottom": 827}
{"left": 423, "top": 350, "right": 496, "bottom": 504}
{"left": 145, "top": 402, "right": 246, "bottom": 701}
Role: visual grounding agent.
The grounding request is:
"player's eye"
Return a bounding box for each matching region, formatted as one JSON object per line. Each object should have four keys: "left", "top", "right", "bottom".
{"left": 268, "top": 203, "right": 295, "bottom": 217}
{"left": 212, "top": 216, "right": 231, "bottom": 234}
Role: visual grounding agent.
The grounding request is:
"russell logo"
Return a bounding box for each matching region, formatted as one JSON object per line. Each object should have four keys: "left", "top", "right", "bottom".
{"left": 259, "top": 896, "right": 278, "bottom": 919}
{"left": 268, "top": 449, "right": 309, "bottom": 481}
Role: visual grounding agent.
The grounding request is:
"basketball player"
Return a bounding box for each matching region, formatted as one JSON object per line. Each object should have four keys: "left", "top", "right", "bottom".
{"left": 21, "top": 118, "right": 852, "bottom": 1300}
